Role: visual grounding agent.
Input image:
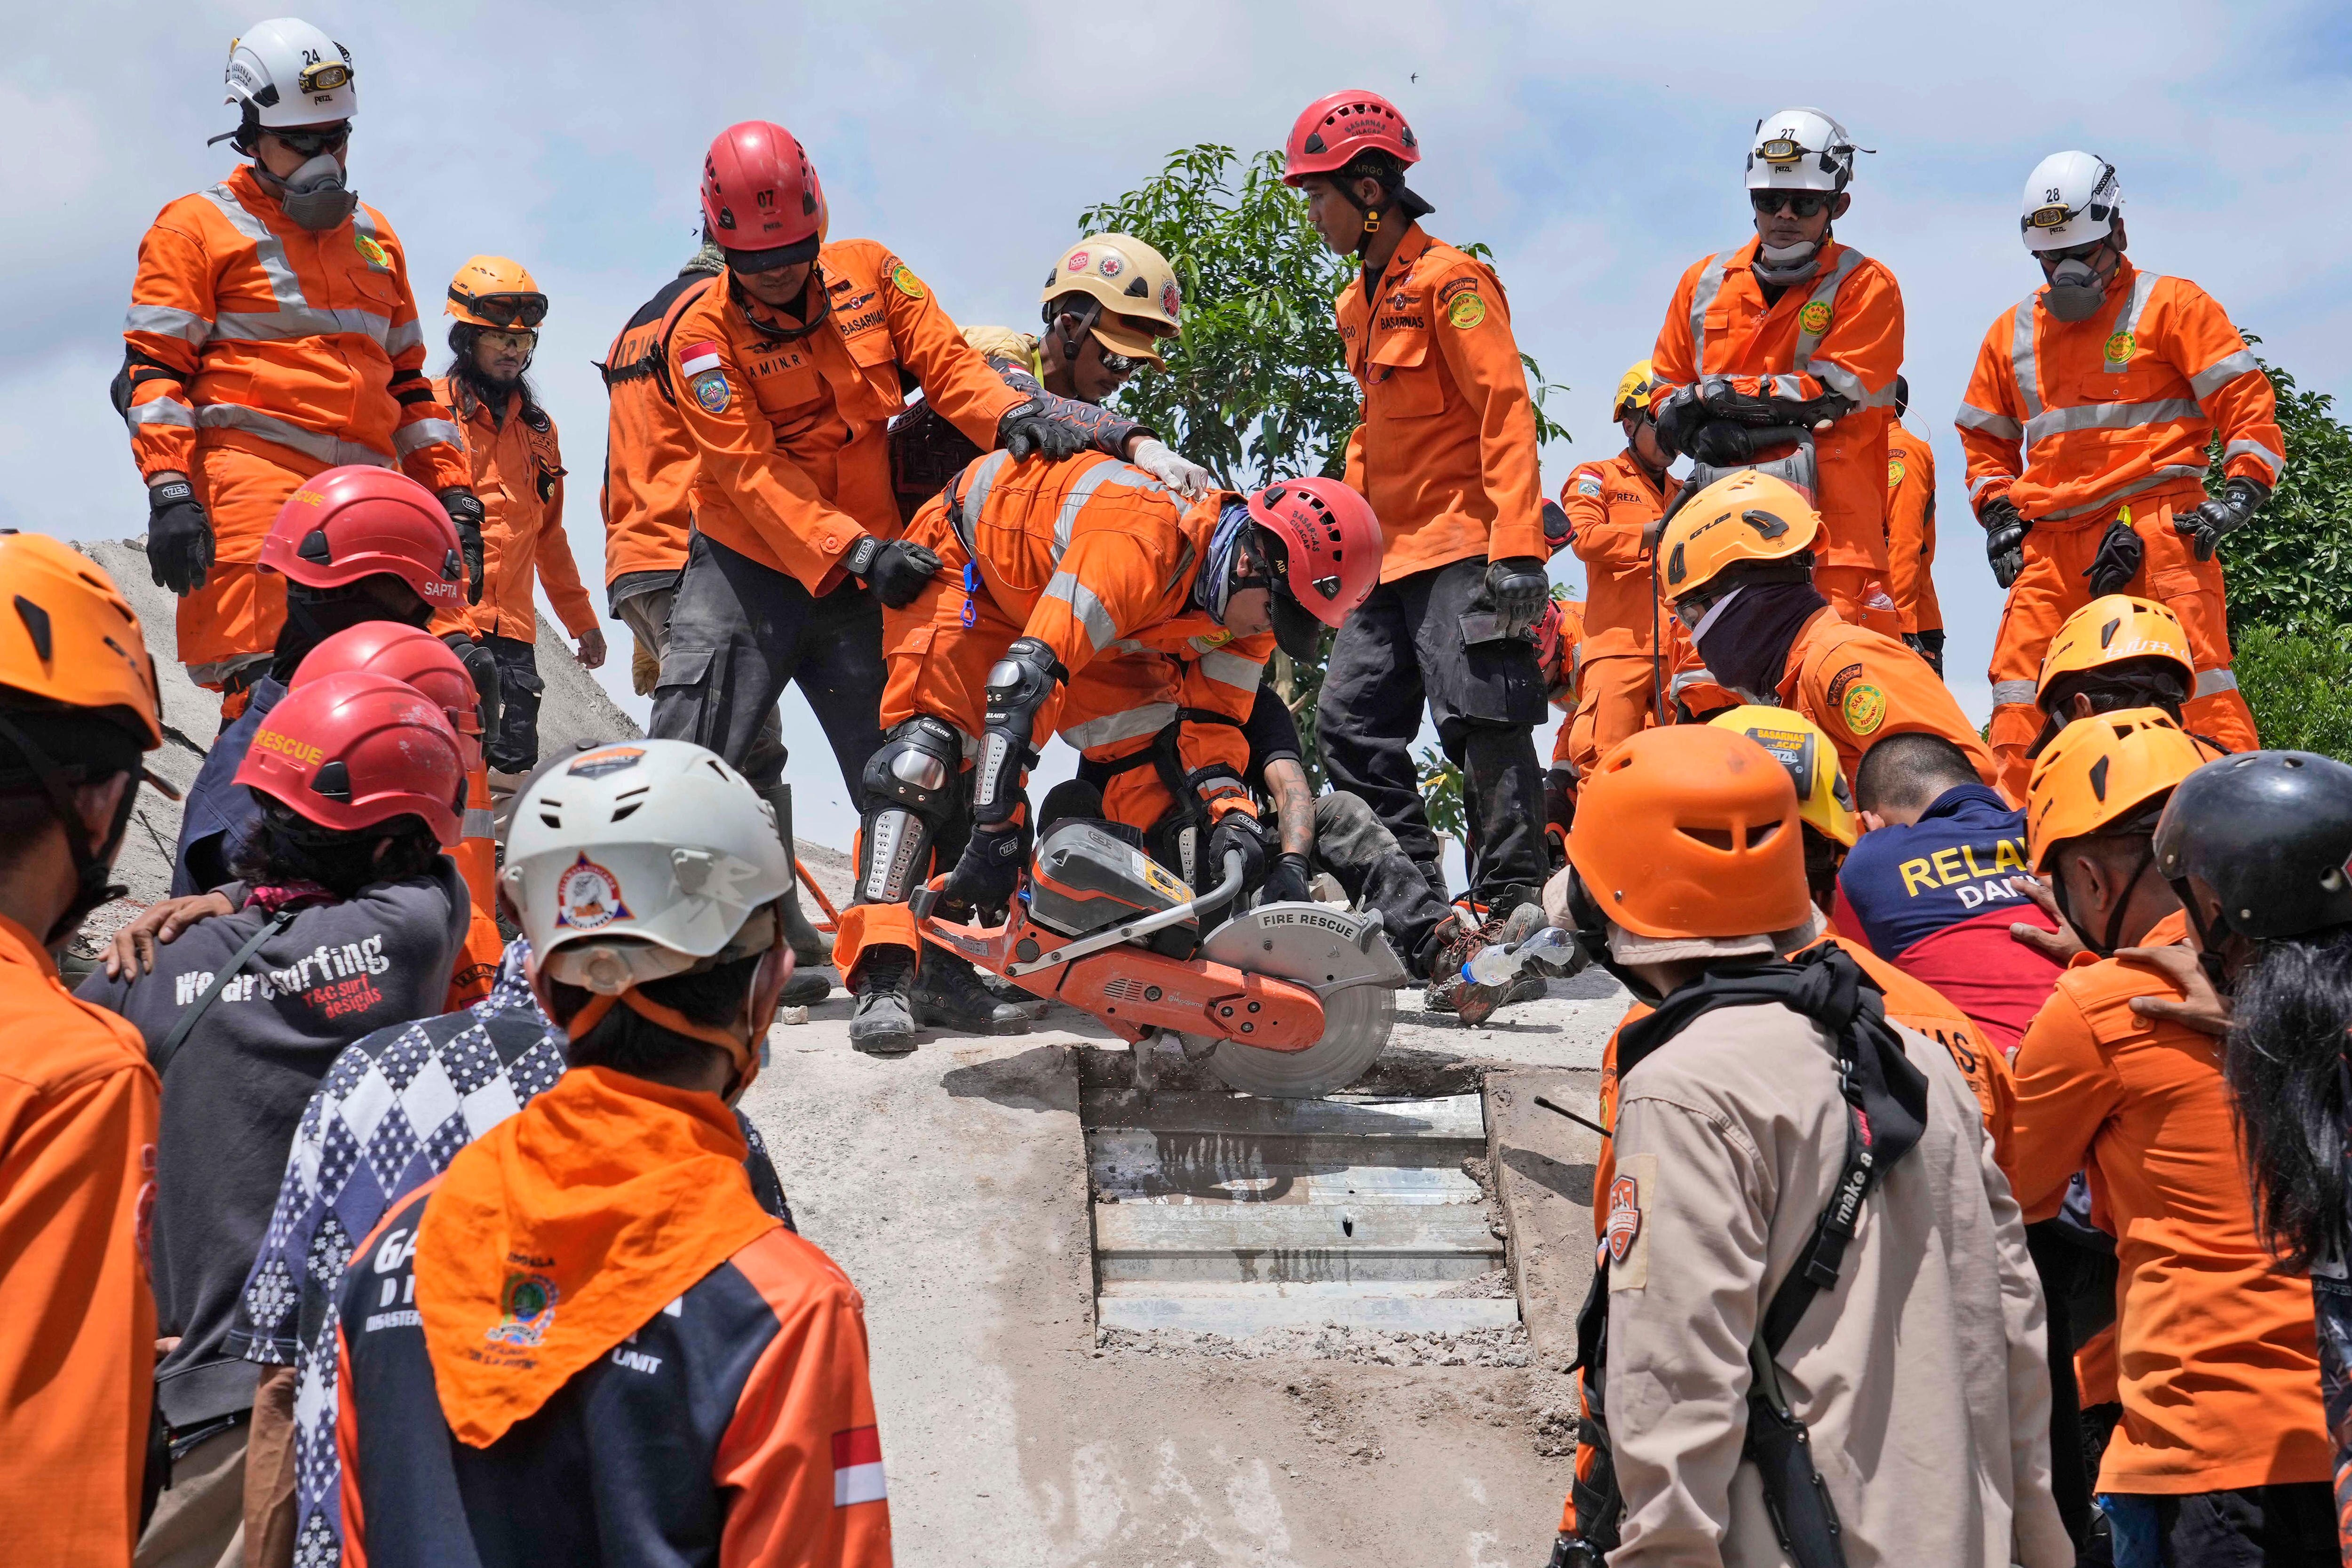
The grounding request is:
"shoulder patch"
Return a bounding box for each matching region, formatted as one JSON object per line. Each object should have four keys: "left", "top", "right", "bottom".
{"left": 1446, "top": 291, "right": 1487, "bottom": 330}
{"left": 1842, "top": 681, "right": 1888, "bottom": 736}
{"left": 1824, "top": 661, "right": 1865, "bottom": 708}
{"left": 1575, "top": 472, "right": 1604, "bottom": 498}
{"left": 691, "top": 370, "right": 730, "bottom": 414}
{"left": 679, "top": 342, "right": 723, "bottom": 377}
{"left": 1437, "top": 276, "right": 1478, "bottom": 306}
{"left": 1797, "top": 299, "right": 1833, "bottom": 334}
{"left": 890, "top": 261, "right": 926, "bottom": 300}
{"left": 1604, "top": 1152, "right": 1654, "bottom": 1290}
{"left": 1887, "top": 456, "right": 1906, "bottom": 489}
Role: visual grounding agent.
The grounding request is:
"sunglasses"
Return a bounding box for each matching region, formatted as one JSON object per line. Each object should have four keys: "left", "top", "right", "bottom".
{"left": 2038, "top": 238, "right": 2110, "bottom": 267}
{"left": 453, "top": 291, "right": 550, "bottom": 329}
{"left": 1749, "top": 190, "right": 1831, "bottom": 219}
{"left": 269, "top": 123, "right": 350, "bottom": 157}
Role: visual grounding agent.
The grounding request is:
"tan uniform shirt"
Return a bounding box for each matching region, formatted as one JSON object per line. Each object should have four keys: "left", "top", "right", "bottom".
{"left": 1605, "top": 1000, "right": 2069, "bottom": 1568}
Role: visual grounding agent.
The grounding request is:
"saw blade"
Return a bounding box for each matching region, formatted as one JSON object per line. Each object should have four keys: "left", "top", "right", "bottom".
{"left": 1189, "top": 902, "right": 1404, "bottom": 1098}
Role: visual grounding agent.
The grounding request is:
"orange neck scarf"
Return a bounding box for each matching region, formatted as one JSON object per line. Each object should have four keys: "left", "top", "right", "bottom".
{"left": 414, "top": 1065, "right": 779, "bottom": 1447}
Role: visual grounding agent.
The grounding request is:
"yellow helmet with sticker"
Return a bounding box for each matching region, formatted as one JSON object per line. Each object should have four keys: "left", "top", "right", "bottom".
{"left": 1612, "top": 360, "right": 1654, "bottom": 420}
{"left": 1709, "top": 705, "right": 1858, "bottom": 847}
{"left": 1042, "top": 233, "right": 1179, "bottom": 367}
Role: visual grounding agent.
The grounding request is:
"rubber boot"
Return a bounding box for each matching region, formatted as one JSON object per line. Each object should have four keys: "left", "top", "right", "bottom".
{"left": 848, "top": 946, "right": 919, "bottom": 1056}
{"left": 762, "top": 783, "right": 834, "bottom": 969}
{"left": 911, "top": 945, "right": 1046, "bottom": 1035}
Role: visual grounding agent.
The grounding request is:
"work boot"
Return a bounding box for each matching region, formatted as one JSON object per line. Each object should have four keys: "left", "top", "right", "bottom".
{"left": 1443, "top": 904, "right": 1554, "bottom": 1026}
{"left": 848, "top": 947, "right": 919, "bottom": 1057}
{"left": 911, "top": 945, "right": 1046, "bottom": 1035}
{"left": 781, "top": 966, "right": 833, "bottom": 1007}
{"left": 762, "top": 783, "right": 834, "bottom": 967}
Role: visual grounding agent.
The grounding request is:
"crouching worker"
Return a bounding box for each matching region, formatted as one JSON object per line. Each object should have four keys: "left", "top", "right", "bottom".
{"left": 337, "top": 738, "right": 890, "bottom": 1566}
{"left": 1548, "top": 724, "right": 2067, "bottom": 1567}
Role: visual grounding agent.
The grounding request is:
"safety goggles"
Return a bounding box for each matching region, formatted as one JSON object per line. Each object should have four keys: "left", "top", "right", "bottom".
{"left": 451, "top": 290, "right": 549, "bottom": 329}
{"left": 2036, "top": 237, "right": 2111, "bottom": 268}
{"left": 268, "top": 122, "right": 350, "bottom": 157}
{"left": 1749, "top": 190, "right": 1832, "bottom": 219}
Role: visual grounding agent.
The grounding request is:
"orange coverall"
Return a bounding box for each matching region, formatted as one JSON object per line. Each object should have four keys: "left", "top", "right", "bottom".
{"left": 1543, "top": 597, "right": 1586, "bottom": 768}
{"left": 1774, "top": 607, "right": 2000, "bottom": 795}
{"left": 1883, "top": 422, "right": 1944, "bottom": 638}
{"left": 119, "top": 166, "right": 468, "bottom": 693}
{"left": 835, "top": 453, "right": 1272, "bottom": 975}
{"left": 599, "top": 273, "right": 718, "bottom": 590}
{"left": 0, "top": 914, "right": 160, "bottom": 1567}
{"left": 1651, "top": 236, "right": 1904, "bottom": 633}
{"left": 1957, "top": 262, "right": 2277, "bottom": 791}
{"left": 1337, "top": 223, "right": 1548, "bottom": 575}
{"left": 432, "top": 379, "right": 596, "bottom": 645}
{"left": 668, "top": 242, "right": 1028, "bottom": 593}
{"left": 1557, "top": 452, "right": 1692, "bottom": 773}
{"left": 2006, "top": 911, "right": 2329, "bottom": 1495}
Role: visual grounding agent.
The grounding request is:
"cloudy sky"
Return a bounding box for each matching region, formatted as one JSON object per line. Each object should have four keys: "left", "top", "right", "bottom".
{"left": 18, "top": 1, "right": 2349, "bottom": 845}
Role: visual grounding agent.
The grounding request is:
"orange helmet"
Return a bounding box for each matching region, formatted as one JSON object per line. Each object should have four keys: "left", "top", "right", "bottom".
{"left": 2037, "top": 595, "right": 2195, "bottom": 705}
{"left": 1566, "top": 725, "right": 1810, "bottom": 939}
{"left": 0, "top": 533, "right": 164, "bottom": 750}
{"left": 445, "top": 255, "right": 547, "bottom": 331}
{"left": 1657, "top": 470, "right": 1820, "bottom": 603}
{"left": 2026, "top": 707, "right": 2208, "bottom": 874}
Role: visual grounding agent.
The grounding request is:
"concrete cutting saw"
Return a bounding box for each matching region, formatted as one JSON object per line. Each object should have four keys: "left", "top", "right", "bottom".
{"left": 911, "top": 820, "right": 1407, "bottom": 1098}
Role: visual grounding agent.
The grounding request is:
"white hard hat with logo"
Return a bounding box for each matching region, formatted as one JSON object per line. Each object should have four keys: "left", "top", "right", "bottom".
{"left": 1746, "top": 108, "right": 1862, "bottom": 192}
{"left": 224, "top": 19, "right": 357, "bottom": 131}
{"left": 2020, "top": 151, "right": 2122, "bottom": 253}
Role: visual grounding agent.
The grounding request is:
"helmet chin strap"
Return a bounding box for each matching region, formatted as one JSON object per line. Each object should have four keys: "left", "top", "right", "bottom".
{"left": 1752, "top": 224, "right": 1830, "bottom": 286}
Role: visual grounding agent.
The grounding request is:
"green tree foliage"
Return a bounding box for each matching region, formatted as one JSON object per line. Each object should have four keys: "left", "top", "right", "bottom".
{"left": 1414, "top": 746, "right": 1468, "bottom": 843}
{"left": 2233, "top": 624, "right": 2352, "bottom": 760}
{"left": 2215, "top": 350, "right": 2352, "bottom": 640}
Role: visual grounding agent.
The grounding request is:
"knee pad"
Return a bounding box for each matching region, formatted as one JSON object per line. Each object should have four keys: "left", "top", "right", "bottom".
{"left": 857, "top": 716, "right": 963, "bottom": 904}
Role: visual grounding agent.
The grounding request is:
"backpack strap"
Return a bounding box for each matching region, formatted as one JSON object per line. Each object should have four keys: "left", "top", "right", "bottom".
{"left": 147, "top": 908, "right": 296, "bottom": 1078}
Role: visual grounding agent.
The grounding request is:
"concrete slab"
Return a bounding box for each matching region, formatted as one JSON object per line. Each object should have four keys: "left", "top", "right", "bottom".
{"left": 1483, "top": 1071, "right": 1607, "bottom": 1364}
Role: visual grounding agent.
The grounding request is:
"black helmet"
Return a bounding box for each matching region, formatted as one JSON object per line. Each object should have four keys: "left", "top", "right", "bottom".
{"left": 2153, "top": 750, "right": 2352, "bottom": 942}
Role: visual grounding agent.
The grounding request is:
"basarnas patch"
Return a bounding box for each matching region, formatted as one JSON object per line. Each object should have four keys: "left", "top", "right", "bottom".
{"left": 890, "top": 262, "right": 927, "bottom": 300}
{"left": 1446, "top": 291, "right": 1487, "bottom": 330}
{"left": 1842, "top": 680, "right": 1889, "bottom": 735}
{"left": 1798, "top": 300, "right": 1833, "bottom": 334}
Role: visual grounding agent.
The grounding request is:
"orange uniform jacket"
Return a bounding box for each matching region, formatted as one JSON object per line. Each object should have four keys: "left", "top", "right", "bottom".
{"left": 119, "top": 167, "right": 466, "bottom": 490}
{"left": 434, "top": 378, "right": 595, "bottom": 644}
{"left": 670, "top": 241, "right": 1028, "bottom": 594}
{"left": 0, "top": 915, "right": 160, "bottom": 1566}
{"left": 1651, "top": 236, "right": 1904, "bottom": 583}
{"left": 1883, "top": 423, "right": 1943, "bottom": 636}
{"left": 1955, "top": 262, "right": 2285, "bottom": 527}
{"left": 1546, "top": 597, "right": 1587, "bottom": 768}
{"left": 1337, "top": 224, "right": 1547, "bottom": 579}
{"left": 2006, "top": 911, "right": 2329, "bottom": 1494}
{"left": 600, "top": 272, "right": 719, "bottom": 589}
{"left": 1776, "top": 607, "right": 1999, "bottom": 793}
{"left": 1560, "top": 452, "right": 1679, "bottom": 660}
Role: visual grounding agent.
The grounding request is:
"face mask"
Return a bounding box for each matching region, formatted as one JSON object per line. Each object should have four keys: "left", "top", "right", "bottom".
{"left": 1751, "top": 238, "right": 1822, "bottom": 285}
{"left": 276, "top": 152, "right": 358, "bottom": 232}
{"left": 2045, "top": 257, "right": 2106, "bottom": 322}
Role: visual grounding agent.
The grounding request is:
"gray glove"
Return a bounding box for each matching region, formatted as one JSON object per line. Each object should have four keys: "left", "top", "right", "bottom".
{"left": 146, "top": 479, "right": 214, "bottom": 595}
{"left": 1982, "top": 496, "right": 2030, "bottom": 590}
{"left": 997, "top": 399, "right": 1091, "bottom": 463}
{"left": 2177, "top": 476, "right": 2267, "bottom": 562}
{"left": 440, "top": 487, "right": 487, "bottom": 604}
{"left": 1486, "top": 556, "right": 1551, "bottom": 638}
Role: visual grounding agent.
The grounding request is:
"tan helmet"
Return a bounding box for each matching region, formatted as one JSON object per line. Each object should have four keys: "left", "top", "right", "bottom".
{"left": 1041, "top": 233, "right": 1181, "bottom": 367}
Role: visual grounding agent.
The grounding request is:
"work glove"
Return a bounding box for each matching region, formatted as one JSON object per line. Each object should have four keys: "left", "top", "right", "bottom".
{"left": 1543, "top": 766, "right": 1576, "bottom": 868}
{"left": 443, "top": 632, "right": 502, "bottom": 740}
{"left": 1540, "top": 498, "right": 1574, "bottom": 555}
{"left": 1128, "top": 437, "right": 1216, "bottom": 500}
{"left": 1207, "top": 811, "right": 1267, "bottom": 895}
{"left": 943, "top": 815, "right": 1028, "bottom": 911}
{"left": 439, "top": 487, "right": 487, "bottom": 605}
{"left": 1257, "top": 851, "right": 1313, "bottom": 906}
{"left": 2082, "top": 518, "right": 2145, "bottom": 597}
{"left": 2177, "top": 476, "right": 2268, "bottom": 563}
{"left": 1981, "top": 496, "right": 2031, "bottom": 590}
{"left": 1650, "top": 384, "right": 1707, "bottom": 460}
{"left": 1485, "top": 556, "right": 1551, "bottom": 639}
{"left": 844, "top": 534, "right": 941, "bottom": 609}
{"left": 146, "top": 479, "right": 214, "bottom": 595}
{"left": 997, "top": 399, "right": 1091, "bottom": 463}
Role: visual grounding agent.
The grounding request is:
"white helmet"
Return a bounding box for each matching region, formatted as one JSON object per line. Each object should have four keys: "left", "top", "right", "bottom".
{"left": 2020, "top": 151, "right": 2122, "bottom": 253}
{"left": 501, "top": 740, "right": 794, "bottom": 1000}
{"left": 1746, "top": 108, "right": 1860, "bottom": 192}
{"left": 224, "top": 18, "right": 356, "bottom": 133}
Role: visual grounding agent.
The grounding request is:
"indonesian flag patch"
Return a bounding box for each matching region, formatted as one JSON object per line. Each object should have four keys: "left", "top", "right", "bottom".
{"left": 679, "top": 342, "right": 723, "bottom": 378}
{"left": 833, "top": 1425, "right": 886, "bottom": 1506}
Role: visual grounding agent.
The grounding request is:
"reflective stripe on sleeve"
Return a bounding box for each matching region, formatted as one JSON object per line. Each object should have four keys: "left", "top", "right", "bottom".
{"left": 2190, "top": 349, "right": 2262, "bottom": 402}
{"left": 125, "top": 304, "right": 212, "bottom": 345}
{"left": 1043, "top": 572, "right": 1118, "bottom": 651}
{"left": 394, "top": 419, "right": 463, "bottom": 457}
{"left": 1955, "top": 402, "right": 2024, "bottom": 440}
{"left": 126, "top": 396, "right": 196, "bottom": 429}
{"left": 1990, "top": 680, "right": 2039, "bottom": 706}
{"left": 2194, "top": 668, "right": 2239, "bottom": 696}
{"left": 1196, "top": 650, "right": 1262, "bottom": 693}
{"left": 2222, "top": 438, "right": 2285, "bottom": 477}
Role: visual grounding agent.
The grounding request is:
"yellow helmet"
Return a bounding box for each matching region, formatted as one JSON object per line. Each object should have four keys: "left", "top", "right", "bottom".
{"left": 1657, "top": 470, "right": 1821, "bottom": 602}
{"left": 445, "top": 255, "right": 547, "bottom": 330}
{"left": 1041, "top": 233, "right": 1180, "bottom": 366}
{"left": 1613, "top": 359, "right": 1655, "bottom": 420}
{"left": 1710, "top": 705, "right": 1858, "bottom": 847}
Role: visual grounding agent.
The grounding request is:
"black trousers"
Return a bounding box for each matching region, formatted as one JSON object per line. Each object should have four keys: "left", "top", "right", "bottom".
{"left": 481, "top": 634, "right": 543, "bottom": 775}
{"left": 650, "top": 530, "right": 886, "bottom": 796}
{"left": 1316, "top": 557, "right": 1548, "bottom": 910}
{"left": 1311, "top": 790, "right": 1455, "bottom": 975}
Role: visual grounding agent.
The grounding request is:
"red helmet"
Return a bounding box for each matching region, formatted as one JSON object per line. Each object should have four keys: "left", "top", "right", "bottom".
{"left": 234, "top": 670, "right": 467, "bottom": 846}
{"left": 1247, "top": 478, "right": 1384, "bottom": 659}
{"left": 1283, "top": 90, "right": 1421, "bottom": 185}
{"left": 702, "top": 121, "right": 822, "bottom": 269}
{"left": 258, "top": 467, "right": 465, "bottom": 607}
{"left": 290, "top": 622, "right": 485, "bottom": 771}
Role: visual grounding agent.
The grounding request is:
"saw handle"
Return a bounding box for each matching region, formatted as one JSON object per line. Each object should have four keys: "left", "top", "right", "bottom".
{"left": 907, "top": 875, "right": 948, "bottom": 923}
{"left": 1002, "top": 851, "right": 1248, "bottom": 978}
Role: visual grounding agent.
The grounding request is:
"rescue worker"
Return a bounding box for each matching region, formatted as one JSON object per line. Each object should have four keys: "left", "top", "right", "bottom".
{"left": 887, "top": 231, "right": 1214, "bottom": 519}
{"left": 1958, "top": 151, "right": 2276, "bottom": 787}
{"left": 117, "top": 19, "right": 481, "bottom": 723}
{"left": 650, "top": 120, "right": 1102, "bottom": 832}
{"left": 435, "top": 256, "right": 603, "bottom": 797}
{"left": 1884, "top": 374, "right": 1945, "bottom": 672}
{"left": 599, "top": 242, "right": 838, "bottom": 989}
{"left": 1558, "top": 362, "right": 1689, "bottom": 775}
{"left": 77, "top": 672, "right": 470, "bottom": 1568}
{"left": 0, "top": 537, "right": 169, "bottom": 1567}
{"left": 1534, "top": 593, "right": 1583, "bottom": 864}
{"left": 838, "top": 455, "right": 1381, "bottom": 1052}
{"left": 1655, "top": 469, "right": 1997, "bottom": 790}
{"left": 1649, "top": 108, "right": 1904, "bottom": 635}
{"left": 2007, "top": 711, "right": 2333, "bottom": 1560}
{"left": 1547, "top": 724, "right": 2066, "bottom": 1568}
{"left": 337, "top": 740, "right": 890, "bottom": 1567}
{"left": 1284, "top": 89, "right": 1553, "bottom": 923}
{"left": 2021, "top": 592, "right": 2223, "bottom": 796}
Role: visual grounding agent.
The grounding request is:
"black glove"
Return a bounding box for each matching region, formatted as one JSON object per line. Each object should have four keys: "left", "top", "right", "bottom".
{"left": 2082, "top": 518, "right": 2145, "bottom": 597}
{"left": 443, "top": 631, "right": 503, "bottom": 740}
{"left": 1650, "top": 384, "right": 1707, "bottom": 460}
{"left": 440, "top": 487, "right": 487, "bottom": 605}
{"left": 1485, "top": 556, "right": 1551, "bottom": 639}
{"left": 1207, "top": 812, "right": 1267, "bottom": 895}
{"left": 844, "top": 535, "right": 941, "bottom": 609}
{"left": 1696, "top": 378, "right": 1851, "bottom": 430}
{"left": 1257, "top": 851, "right": 1313, "bottom": 906}
{"left": 146, "top": 479, "right": 214, "bottom": 594}
{"left": 997, "top": 399, "right": 1090, "bottom": 463}
{"left": 943, "top": 816, "right": 1027, "bottom": 910}
{"left": 1543, "top": 766, "right": 1575, "bottom": 870}
{"left": 1540, "top": 498, "right": 1574, "bottom": 554}
{"left": 1981, "top": 496, "right": 2030, "bottom": 590}
{"left": 2177, "top": 476, "right": 2267, "bottom": 563}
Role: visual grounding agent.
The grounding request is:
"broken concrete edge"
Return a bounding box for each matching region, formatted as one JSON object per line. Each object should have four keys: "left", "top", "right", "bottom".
{"left": 1484, "top": 1069, "right": 1604, "bottom": 1367}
